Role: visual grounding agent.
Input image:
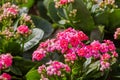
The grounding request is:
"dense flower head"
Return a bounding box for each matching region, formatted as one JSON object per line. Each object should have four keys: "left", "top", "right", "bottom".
{"left": 33, "top": 28, "right": 118, "bottom": 74}
{"left": 0, "top": 53, "right": 13, "bottom": 70}
{"left": 99, "top": 0, "right": 116, "bottom": 8}
{"left": 114, "top": 28, "right": 120, "bottom": 39}
{"left": 0, "top": 2, "right": 19, "bottom": 19}
{"left": 38, "top": 60, "right": 71, "bottom": 78}
{"left": 0, "top": 73, "right": 11, "bottom": 80}
{"left": 32, "top": 28, "right": 88, "bottom": 61}
{"left": 32, "top": 49, "right": 46, "bottom": 61}
{"left": 17, "top": 25, "right": 32, "bottom": 36}
{"left": 64, "top": 48, "right": 77, "bottom": 62}
{"left": 54, "top": 0, "right": 74, "bottom": 8}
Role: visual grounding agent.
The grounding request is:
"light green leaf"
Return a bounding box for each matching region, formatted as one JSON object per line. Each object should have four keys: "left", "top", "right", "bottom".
{"left": 26, "top": 69, "right": 40, "bottom": 80}
{"left": 24, "top": 28, "right": 44, "bottom": 51}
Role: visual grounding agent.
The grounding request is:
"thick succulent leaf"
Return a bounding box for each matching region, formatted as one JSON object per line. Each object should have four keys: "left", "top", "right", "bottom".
{"left": 47, "top": 2, "right": 61, "bottom": 22}
{"left": 94, "top": 9, "right": 120, "bottom": 32}
{"left": 12, "top": 56, "right": 37, "bottom": 75}
{"left": 24, "top": 28, "right": 44, "bottom": 51}
{"left": 72, "top": 0, "right": 95, "bottom": 33}
{"left": 31, "top": 16, "right": 53, "bottom": 39}
{"left": 109, "top": 9, "right": 120, "bottom": 30}
{"left": 26, "top": 69, "right": 40, "bottom": 80}
{"left": 19, "top": 0, "right": 34, "bottom": 8}
{"left": 83, "top": 57, "right": 92, "bottom": 69}
{"left": 85, "top": 60, "right": 100, "bottom": 75}
{"left": 94, "top": 12, "right": 109, "bottom": 27}
{"left": 37, "top": 1, "right": 50, "bottom": 20}
{"left": 10, "top": 65, "right": 22, "bottom": 76}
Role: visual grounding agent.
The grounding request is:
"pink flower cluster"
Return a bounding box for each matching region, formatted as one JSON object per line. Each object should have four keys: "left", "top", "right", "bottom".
{"left": 0, "top": 54, "right": 13, "bottom": 70}
{"left": 32, "top": 28, "right": 88, "bottom": 62}
{"left": 0, "top": 73, "right": 11, "bottom": 80}
{"left": 17, "top": 25, "right": 31, "bottom": 36}
{"left": 54, "top": 0, "right": 74, "bottom": 8}
{"left": 59, "top": 0, "right": 74, "bottom": 5}
{"left": 33, "top": 28, "right": 118, "bottom": 72}
{"left": 0, "top": 2, "right": 19, "bottom": 21}
{"left": 114, "top": 28, "right": 120, "bottom": 39}
{"left": 38, "top": 61, "right": 70, "bottom": 79}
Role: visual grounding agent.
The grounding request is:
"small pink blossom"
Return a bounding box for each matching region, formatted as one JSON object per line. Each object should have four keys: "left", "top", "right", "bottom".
{"left": 90, "top": 40, "right": 101, "bottom": 50}
{"left": 100, "top": 43, "right": 108, "bottom": 53}
{"left": 64, "top": 64, "right": 71, "bottom": 72}
{"left": 17, "top": 25, "right": 29, "bottom": 35}
{"left": 22, "top": 13, "right": 31, "bottom": 22}
{"left": 112, "top": 51, "right": 118, "bottom": 57}
{"left": 38, "top": 65, "right": 46, "bottom": 74}
{"left": 32, "top": 49, "right": 46, "bottom": 61}
{"left": 60, "top": 0, "right": 68, "bottom": 4}
{"left": 0, "top": 54, "right": 13, "bottom": 69}
{"left": 114, "top": 28, "right": 120, "bottom": 39}
{"left": 101, "top": 53, "right": 111, "bottom": 61}
{"left": 38, "top": 61, "right": 71, "bottom": 77}
{"left": 100, "top": 61, "right": 110, "bottom": 71}
{"left": 0, "top": 73, "right": 11, "bottom": 80}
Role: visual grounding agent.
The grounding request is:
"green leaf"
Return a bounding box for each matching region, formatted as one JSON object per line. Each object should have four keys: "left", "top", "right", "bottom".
{"left": 72, "top": 0, "right": 95, "bottom": 33}
{"left": 20, "top": 0, "right": 34, "bottom": 8}
{"left": 109, "top": 9, "right": 120, "bottom": 30}
{"left": 13, "top": 56, "right": 37, "bottom": 75}
{"left": 83, "top": 57, "right": 91, "bottom": 69}
{"left": 10, "top": 65, "right": 22, "bottom": 76}
{"left": 24, "top": 28, "right": 44, "bottom": 51}
{"left": 47, "top": 0, "right": 61, "bottom": 22}
{"left": 94, "top": 11, "right": 109, "bottom": 27}
{"left": 85, "top": 60, "right": 100, "bottom": 75}
{"left": 26, "top": 69, "right": 40, "bottom": 80}
{"left": 31, "top": 15, "right": 54, "bottom": 39}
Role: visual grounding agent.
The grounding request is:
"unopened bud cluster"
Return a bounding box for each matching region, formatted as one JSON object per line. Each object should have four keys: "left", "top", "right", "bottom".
{"left": 0, "top": 2, "right": 19, "bottom": 21}
{"left": 69, "top": 9, "right": 77, "bottom": 17}
{"left": 99, "top": 0, "right": 117, "bottom": 9}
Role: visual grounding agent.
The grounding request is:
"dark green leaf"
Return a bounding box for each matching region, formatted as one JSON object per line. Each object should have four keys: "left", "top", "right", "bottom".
{"left": 13, "top": 56, "right": 37, "bottom": 75}
{"left": 10, "top": 65, "right": 22, "bottom": 76}
{"left": 31, "top": 15, "right": 54, "bottom": 39}
{"left": 72, "top": 0, "right": 95, "bottom": 33}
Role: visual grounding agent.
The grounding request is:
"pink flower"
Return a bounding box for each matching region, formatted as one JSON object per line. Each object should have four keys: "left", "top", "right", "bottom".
{"left": 0, "top": 73, "right": 11, "bottom": 80}
{"left": 100, "top": 61, "right": 110, "bottom": 71}
{"left": 60, "top": 0, "right": 68, "bottom": 4}
{"left": 114, "top": 27, "right": 120, "bottom": 39}
{"left": 38, "top": 65, "right": 46, "bottom": 74}
{"left": 64, "top": 64, "right": 71, "bottom": 72}
{"left": 32, "top": 49, "right": 46, "bottom": 61}
{"left": 90, "top": 40, "right": 101, "bottom": 50}
{"left": 101, "top": 53, "right": 111, "bottom": 61}
{"left": 6, "top": 7, "right": 18, "bottom": 15}
{"left": 0, "top": 54, "right": 13, "bottom": 69}
{"left": 77, "top": 31, "right": 88, "bottom": 41}
{"left": 22, "top": 13, "right": 31, "bottom": 22}
{"left": 39, "top": 61, "right": 71, "bottom": 77}
{"left": 4, "top": 4, "right": 18, "bottom": 16}
{"left": 17, "top": 25, "right": 29, "bottom": 34}
{"left": 100, "top": 43, "right": 108, "bottom": 53}
{"left": 112, "top": 51, "right": 118, "bottom": 57}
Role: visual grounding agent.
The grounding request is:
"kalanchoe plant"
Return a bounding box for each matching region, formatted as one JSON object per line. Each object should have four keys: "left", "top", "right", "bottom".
{"left": 31, "top": 28, "right": 118, "bottom": 80}
{"left": 0, "top": 2, "right": 35, "bottom": 55}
